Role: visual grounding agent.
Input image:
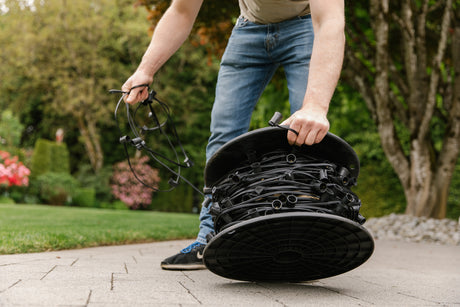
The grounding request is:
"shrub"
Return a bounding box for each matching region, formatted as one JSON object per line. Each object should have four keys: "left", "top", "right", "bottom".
{"left": 0, "top": 194, "right": 15, "bottom": 204}
{"left": 0, "top": 150, "right": 31, "bottom": 203}
{"left": 33, "top": 172, "right": 78, "bottom": 206}
{"left": 111, "top": 156, "right": 160, "bottom": 210}
{"left": 50, "top": 142, "right": 70, "bottom": 174}
{"left": 30, "top": 139, "right": 70, "bottom": 178}
{"left": 0, "top": 150, "right": 31, "bottom": 188}
{"left": 30, "top": 139, "right": 51, "bottom": 177}
{"left": 74, "top": 164, "right": 113, "bottom": 203}
{"left": 354, "top": 163, "right": 405, "bottom": 218}
{"left": 72, "top": 187, "right": 96, "bottom": 207}
{"left": 152, "top": 184, "right": 195, "bottom": 213}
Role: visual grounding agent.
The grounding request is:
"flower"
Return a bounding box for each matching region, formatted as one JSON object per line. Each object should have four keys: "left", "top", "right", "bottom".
{"left": 0, "top": 150, "right": 31, "bottom": 188}
{"left": 111, "top": 156, "right": 160, "bottom": 209}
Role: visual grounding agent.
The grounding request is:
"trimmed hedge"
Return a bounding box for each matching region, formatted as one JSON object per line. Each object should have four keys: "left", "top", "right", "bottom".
{"left": 30, "top": 139, "right": 70, "bottom": 177}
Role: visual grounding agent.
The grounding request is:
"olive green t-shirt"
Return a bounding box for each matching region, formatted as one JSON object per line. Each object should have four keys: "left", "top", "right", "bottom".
{"left": 239, "top": 0, "right": 310, "bottom": 24}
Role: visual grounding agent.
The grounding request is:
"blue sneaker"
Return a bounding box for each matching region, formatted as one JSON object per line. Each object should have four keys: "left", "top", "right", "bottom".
{"left": 161, "top": 242, "right": 206, "bottom": 270}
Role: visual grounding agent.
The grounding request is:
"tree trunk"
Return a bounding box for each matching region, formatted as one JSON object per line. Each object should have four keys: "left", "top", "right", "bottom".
{"left": 77, "top": 114, "right": 104, "bottom": 173}
{"left": 405, "top": 138, "right": 433, "bottom": 216}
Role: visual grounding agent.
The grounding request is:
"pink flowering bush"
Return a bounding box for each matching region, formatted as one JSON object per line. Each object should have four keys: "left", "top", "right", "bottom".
{"left": 0, "top": 150, "right": 31, "bottom": 189}
{"left": 111, "top": 156, "right": 160, "bottom": 210}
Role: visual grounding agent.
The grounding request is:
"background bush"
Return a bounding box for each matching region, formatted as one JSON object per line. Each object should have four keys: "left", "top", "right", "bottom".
{"left": 152, "top": 185, "right": 196, "bottom": 213}
{"left": 30, "top": 139, "right": 70, "bottom": 177}
{"left": 75, "top": 164, "right": 113, "bottom": 204}
{"left": 72, "top": 187, "right": 96, "bottom": 208}
{"left": 111, "top": 157, "right": 160, "bottom": 210}
{"left": 33, "top": 172, "right": 78, "bottom": 206}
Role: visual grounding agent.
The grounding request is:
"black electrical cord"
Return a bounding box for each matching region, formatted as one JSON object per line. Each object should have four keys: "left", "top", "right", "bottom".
{"left": 110, "top": 86, "right": 204, "bottom": 197}
{"left": 208, "top": 148, "right": 365, "bottom": 233}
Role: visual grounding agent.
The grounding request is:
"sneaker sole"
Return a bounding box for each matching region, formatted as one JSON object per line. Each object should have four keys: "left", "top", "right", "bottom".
{"left": 161, "top": 263, "right": 207, "bottom": 270}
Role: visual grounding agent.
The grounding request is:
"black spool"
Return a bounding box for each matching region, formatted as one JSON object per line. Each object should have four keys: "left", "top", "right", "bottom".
{"left": 203, "top": 127, "right": 374, "bottom": 282}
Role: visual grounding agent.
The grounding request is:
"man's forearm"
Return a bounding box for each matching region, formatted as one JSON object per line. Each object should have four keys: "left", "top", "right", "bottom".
{"left": 302, "top": 18, "right": 345, "bottom": 113}
{"left": 283, "top": 0, "right": 345, "bottom": 146}
{"left": 137, "top": 0, "right": 203, "bottom": 77}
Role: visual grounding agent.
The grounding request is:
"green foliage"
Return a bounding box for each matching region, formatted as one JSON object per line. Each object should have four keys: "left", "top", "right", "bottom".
{"left": 0, "top": 110, "right": 24, "bottom": 148}
{"left": 74, "top": 164, "right": 113, "bottom": 203}
{"left": 72, "top": 188, "right": 97, "bottom": 208}
{"left": 0, "top": 195, "right": 15, "bottom": 204}
{"left": 32, "top": 172, "right": 78, "bottom": 206}
{"left": 3, "top": 185, "right": 27, "bottom": 204}
{"left": 30, "top": 139, "right": 52, "bottom": 178}
{"left": 152, "top": 185, "right": 195, "bottom": 213}
{"left": 355, "top": 163, "right": 406, "bottom": 218}
{"left": 30, "top": 139, "right": 70, "bottom": 178}
{"left": 51, "top": 143, "right": 70, "bottom": 173}
{"left": 250, "top": 76, "right": 291, "bottom": 130}
{"left": 447, "top": 159, "right": 460, "bottom": 220}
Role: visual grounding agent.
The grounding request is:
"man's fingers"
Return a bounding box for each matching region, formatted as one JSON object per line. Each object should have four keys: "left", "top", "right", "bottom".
{"left": 286, "top": 120, "right": 299, "bottom": 145}
{"left": 305, "top": 129, "right": 318, "bottom": 146}
{"left": 294, "top": 125, "right": 309, "bottom": 147}
{"left": 123, "top": 86, "right": 149, "bottom": 104}
{"left": 287, "top": 120, "right": 329, "bottom": 146}
{"left": 315, "top": 129, "right": 328, "bottom": 144}
{"left": 125, "top": 90, "right": 138, "bottom": 104}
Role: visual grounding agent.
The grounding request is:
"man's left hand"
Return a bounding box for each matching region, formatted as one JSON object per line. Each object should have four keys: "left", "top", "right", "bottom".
{"left": 281, "top": 107, "right": 330, "bottom": 146}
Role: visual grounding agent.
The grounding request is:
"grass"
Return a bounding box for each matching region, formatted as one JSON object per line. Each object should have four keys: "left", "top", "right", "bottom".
{"left": 0, "top": 203, "right": 200, "bottom": 254}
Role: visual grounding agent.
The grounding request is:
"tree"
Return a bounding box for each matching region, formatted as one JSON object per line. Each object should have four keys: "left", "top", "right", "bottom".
{"left": 0, "top": 0, "right": 151, "bottom": 172}
{"left": 136, "top": 0, "right": 237, "bottom": 58}
{"left": 344, "top": 0, "right": 459, "bottom": 218}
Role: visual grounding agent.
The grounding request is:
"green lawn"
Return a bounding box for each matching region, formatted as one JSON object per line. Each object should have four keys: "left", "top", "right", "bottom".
{"left": 0, "top": 204, "right": 200, "bottom": 254}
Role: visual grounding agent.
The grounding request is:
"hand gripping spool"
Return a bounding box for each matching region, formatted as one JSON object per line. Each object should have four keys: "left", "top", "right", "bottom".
{"left": 202, "top": 127, "right": 374, "bottom": 282}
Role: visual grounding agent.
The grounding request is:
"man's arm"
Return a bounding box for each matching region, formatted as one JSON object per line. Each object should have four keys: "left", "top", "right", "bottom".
{"left": 122, "top": 0, "right": 204, "bottom": 104}
{"left": 282, "top": 0, "right": 345, "bottom": 146}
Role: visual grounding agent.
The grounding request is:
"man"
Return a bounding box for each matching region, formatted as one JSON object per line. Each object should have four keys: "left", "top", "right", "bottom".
{"left": 122, "top": 0, "right": 345, "bottom": 270}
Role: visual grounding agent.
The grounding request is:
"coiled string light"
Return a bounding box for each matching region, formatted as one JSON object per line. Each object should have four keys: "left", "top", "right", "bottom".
{"left": 208, "top": 148, "right": 365, "bottom": 233}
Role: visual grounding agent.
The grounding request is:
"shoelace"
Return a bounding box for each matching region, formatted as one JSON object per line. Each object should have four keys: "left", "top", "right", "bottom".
{"left": 181, "top": 242, "right": 205, "bottom": 254}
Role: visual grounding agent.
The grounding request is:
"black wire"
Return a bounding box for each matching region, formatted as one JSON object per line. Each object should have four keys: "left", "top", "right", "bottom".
{"left": 112, "top": 88, "right": 204, "bottom": 197}
{"left": 208, "top": 149, "right": 365, "bottom": 233}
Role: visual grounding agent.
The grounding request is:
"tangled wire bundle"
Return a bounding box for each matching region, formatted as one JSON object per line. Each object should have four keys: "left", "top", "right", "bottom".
{"left": 208, "top": 148, "right": 366, "bottom": 234}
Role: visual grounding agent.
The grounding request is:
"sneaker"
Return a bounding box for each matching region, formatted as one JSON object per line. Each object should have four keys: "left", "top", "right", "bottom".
{"left": 160, "top": 242, "right": 206, "bottom": 270}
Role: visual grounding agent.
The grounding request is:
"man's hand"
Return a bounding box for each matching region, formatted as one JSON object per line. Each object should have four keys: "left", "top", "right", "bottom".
{"left": 281, "top": 106, "right": 330, "bottom": 146}
{"left": 121, "top": 71, "right": 153, "bottom": 105}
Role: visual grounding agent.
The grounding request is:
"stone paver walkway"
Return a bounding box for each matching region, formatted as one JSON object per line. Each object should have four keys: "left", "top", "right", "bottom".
{"left": 1, "top": 239, "right": 459, "bottom": 306}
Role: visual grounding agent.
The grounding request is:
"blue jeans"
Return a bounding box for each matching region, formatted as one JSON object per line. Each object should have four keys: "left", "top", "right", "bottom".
{"left": 196, "top": 15, "right": 314, "bottom": 244}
